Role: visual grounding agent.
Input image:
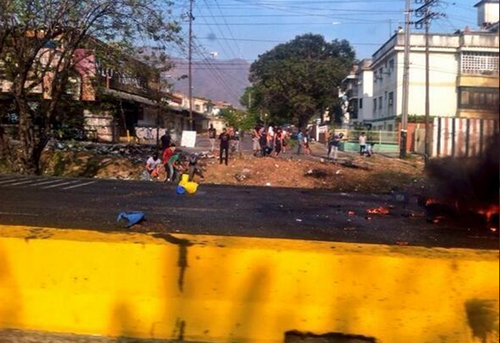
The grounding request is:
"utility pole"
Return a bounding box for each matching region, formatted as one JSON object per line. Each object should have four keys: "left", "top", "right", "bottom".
{"left": 400, "top": 0, "right": 412, "bottom": 159}
{"left": 188, "top": 0, "right": 194, "bottom": 131}
{"left": 414, "top": 0, "right": 445, "bottom": 163}
{"left": 424, "top": 12, "right": 431, "bottom": 161}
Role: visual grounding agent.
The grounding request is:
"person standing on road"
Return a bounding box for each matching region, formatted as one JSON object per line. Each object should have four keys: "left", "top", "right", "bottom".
{"left": 208, "top": 124, "right": 217, "bottom": 153}
{"left": 281, "top": 129, "right": 289, "bottom": 154}
{"left": 274, "top": 128, "right": 284, "bottom": 157}
{"left": 303, "top": 130, "right": 311, "bottom": 156}
{"left": 161, "top": 131, "right": 171, "bottom": 153}
{"left": 232, "top": 128, "right": 241, "bottom": 154}
{"left": 219, "top": 128, "right": 231, "bottom": 165}
{"left": 328, "top": 133, "right": 343, "bottom": 161}
{"left": 359, "top": 132, "right": 367, "bottom": 156}
{"left": 297, "top": 130, "right": 304, "bottom": 155}
{"left": 267, "top": 126, "right": 275, "bottom": 152}
{"left": 259, "top": 127, "right": 268, "bottom": 157}
{"left": 252, "top": 125, "right": 261, "bottom": 156}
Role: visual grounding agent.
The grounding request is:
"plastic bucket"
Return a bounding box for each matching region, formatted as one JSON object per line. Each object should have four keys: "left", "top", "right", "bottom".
{"left": 184, "top": 182, "right": 199, "bottom": 194}
{"left": 177, "top": 185, "right": 187, "bottom": 195}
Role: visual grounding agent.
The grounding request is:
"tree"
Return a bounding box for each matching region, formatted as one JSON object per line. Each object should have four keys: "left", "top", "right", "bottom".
{"left": 249, "top": 34, "right": 355, "bottom": 129}
{"left": 0, "top": 0, "right": 180, "bottom": 174}
{"left": 220, "top": 108, "right": 258, "bottom": 132}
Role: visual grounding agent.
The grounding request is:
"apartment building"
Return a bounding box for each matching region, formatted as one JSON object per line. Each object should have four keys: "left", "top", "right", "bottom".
{"left": 345, "top": 0, "right": 499, "bottom": 131}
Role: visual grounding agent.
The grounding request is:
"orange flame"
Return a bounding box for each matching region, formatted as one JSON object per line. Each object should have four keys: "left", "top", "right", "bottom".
{"left": 426, "top": 198, "right": 440, "bottom": 206}
{"left": 477, "top": 205, "right": 500, "bottom": 223}
{"left": 366, "top": 207, "right": 391, "bottom": 215}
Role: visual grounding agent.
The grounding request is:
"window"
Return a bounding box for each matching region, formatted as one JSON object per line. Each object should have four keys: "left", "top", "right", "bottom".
{"left": 389, "top": 59, "right": 395, "bottom": 74}
{"left": 462, "top": 53, "right": 499, "bottom": 75}
{"left": 374, "top": 71, "right": 378, "bottom": 83}
{"left": 374, "top": 99, "right": 377, "bottom": 114}
{"left": 359, "top": 98, "right": 363, "bottom": 109}
{"left": 459, "top": 87, "right": 499, "bottom": 111}
{"left": 137, "top": 108, "right": 144, "bottom": 121}
{"left": 389, "top": 92, "right": 394, "bottom": 115}
{"left": 379, "top": 68, "right": 384, "bottom": 81}
{"left": 379, "top": 96, "right": 383, "bottom": 109}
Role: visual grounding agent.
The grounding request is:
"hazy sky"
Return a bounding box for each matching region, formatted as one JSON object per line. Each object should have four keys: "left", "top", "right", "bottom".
{"left": 171, "top": 0, "right": 479, "bottom": 62}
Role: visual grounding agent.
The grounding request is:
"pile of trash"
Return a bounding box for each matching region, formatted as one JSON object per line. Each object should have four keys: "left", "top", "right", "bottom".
{"left": 48, "top": 141, "right": 157, "bottom": 164}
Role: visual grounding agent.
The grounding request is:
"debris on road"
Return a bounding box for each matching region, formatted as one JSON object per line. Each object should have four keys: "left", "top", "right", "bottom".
{"left": 34, "top": 140, "right": 428, "bottom": 192}
{"left": 366, "top": 207, "right": 391, "bottom": 215}
{"left": 305, "top": 169, "right": 330, "bottom": 178}
{"left": 117, "top": 212, "right": 145, "bottom": 228}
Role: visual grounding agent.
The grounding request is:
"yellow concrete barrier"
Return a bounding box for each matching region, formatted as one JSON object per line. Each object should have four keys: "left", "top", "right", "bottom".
{"left": 0, "top": 225, "right": 498, "bottom": 343}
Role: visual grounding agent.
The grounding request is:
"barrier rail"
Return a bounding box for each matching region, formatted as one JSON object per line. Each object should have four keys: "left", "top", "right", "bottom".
{"left": 0, "top": 226, "right": 498, "bottom": 343}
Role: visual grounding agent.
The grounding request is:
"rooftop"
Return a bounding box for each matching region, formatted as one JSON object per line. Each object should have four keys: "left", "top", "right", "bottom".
{"left": 475, "top": 0, "right": 499, "bottom": 7}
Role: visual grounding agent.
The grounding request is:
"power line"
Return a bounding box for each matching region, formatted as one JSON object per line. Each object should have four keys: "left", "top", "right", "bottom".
{"left": 192, "top": 41, "right": 244, "bottom": 100}
{"left": 199, "top": 0, "right": 240, "bottom": 59}
{"left": 192, "top": 21, "right": 398, "bottom": 26}
{"left": 213, "top": 0, "right": 245, "bottom": 58}
{"left": 198, "top": 36, "right": 385, "bottom": 45}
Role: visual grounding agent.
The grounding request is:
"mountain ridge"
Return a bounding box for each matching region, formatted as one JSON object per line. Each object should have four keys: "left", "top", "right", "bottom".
{"left": 169, "top": 58, "right": 251, "bottom": 108}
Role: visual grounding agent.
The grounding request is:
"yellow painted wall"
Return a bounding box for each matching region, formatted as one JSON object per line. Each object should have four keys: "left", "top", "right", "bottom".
{"left": 0, "top": 226, "right": 498, "bottom": 343}
{"left": 459, "top": 109, "right": 499, "bottom": 120}
{"left": 459, "top": 75, "right": 500, "bottom": 88}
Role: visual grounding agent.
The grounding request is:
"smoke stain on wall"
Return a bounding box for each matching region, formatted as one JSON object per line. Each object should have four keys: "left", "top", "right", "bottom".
{"left": 465, "top": 299, "right": 499, "bottom": 343}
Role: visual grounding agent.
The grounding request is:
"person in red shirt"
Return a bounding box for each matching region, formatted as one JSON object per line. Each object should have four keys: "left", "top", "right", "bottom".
{"left": 163, "top": 145, "right": 176, "bottom": 181}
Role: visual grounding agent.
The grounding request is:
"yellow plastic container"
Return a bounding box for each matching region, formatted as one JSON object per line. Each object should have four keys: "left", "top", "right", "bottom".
{"left": 181, "top": 174, "right": 190, "bottom": 184}
{"left": 183, "top": 182, "right": 199, "bottom": 194}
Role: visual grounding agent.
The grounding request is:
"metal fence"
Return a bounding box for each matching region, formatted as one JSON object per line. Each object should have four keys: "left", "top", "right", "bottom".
{"left": 336, "top": 129, "right": 399, "bottom": 145}
{"left": 432, "top": 117, "right": 499, "bottom": 158}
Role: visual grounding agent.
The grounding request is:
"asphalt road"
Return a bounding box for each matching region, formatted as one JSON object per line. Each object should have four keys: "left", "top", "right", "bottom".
{"left": 0, "top": 173, "right": 497, "bottom": 249}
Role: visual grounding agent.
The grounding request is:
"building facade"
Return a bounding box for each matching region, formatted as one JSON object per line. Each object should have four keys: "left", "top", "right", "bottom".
{"left": 354, "top": 59, "right": 374, "bottom": 124}
{"left": 349, "top": 0, "right": 499, "bottom": 131}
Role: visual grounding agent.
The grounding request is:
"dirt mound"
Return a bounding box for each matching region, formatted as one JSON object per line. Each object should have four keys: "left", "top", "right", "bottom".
{"left": 204, "top": 154, "right": 425, "bottom": 193}
{"left": 31, "top": 143, "right": 426, "bottom": 192}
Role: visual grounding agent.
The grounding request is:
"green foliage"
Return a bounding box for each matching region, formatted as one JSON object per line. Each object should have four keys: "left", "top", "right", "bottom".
{"left": 249, "top": 34, "right": 355, "bottom": 129}
{"left": 0, "top": 0, "right": 180, "bottom": 173}
{"left": 220, "top": 108, "right": 259, "bottom": 131}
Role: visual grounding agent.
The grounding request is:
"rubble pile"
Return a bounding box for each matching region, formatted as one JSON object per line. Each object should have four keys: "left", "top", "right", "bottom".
{"left": 49, "top": 141, "right": 157, "bottom": 164}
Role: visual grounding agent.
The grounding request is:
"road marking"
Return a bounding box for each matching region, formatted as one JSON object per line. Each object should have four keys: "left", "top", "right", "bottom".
{"left": 27, "top": 179, "right": 66, "bottom": 187}
{"left": 63, "top": 181, "right": 98, "bottom": 190}
{"left": 41, "top": 181, "right": 80, "bottom": 189}
{"left": 3, "top": 179, "right": 41, "bottom": 187}
{"left": 0, "top": 178, "right": 27, "bottom": 185}
{"left": 0, "top": 212, "right": 40, "bottom": 217}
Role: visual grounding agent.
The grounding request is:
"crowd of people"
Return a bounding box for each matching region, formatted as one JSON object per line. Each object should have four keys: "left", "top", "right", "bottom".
{"left": 145, "top": 126, "right": 376, "bottom": 182}
{"left": 251, "top": 125, "right": 293, "bottom": 158}
{"left": 250, "top": 125, "right": 316, "bottom": 158}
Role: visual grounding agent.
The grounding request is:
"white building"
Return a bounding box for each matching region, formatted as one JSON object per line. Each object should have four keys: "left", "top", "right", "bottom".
{"left": 359, "top": 0, "right": 499, "bottom": 131}
{"left": 340, "top": 59, "right": 374, "bottom": 126}
{"left": 476, "top": 0, "right": 500, "bottom": 30}
{"left": 354, "top": 59, "right": 375, "bottom": 124}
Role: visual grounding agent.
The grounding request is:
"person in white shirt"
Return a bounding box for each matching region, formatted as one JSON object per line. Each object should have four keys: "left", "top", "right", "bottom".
{"left": 146, "top": 153, "right": 162, "bottom": 176}
{"left": 359, "top": 132, "right": 367, "bottom": 156}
